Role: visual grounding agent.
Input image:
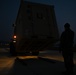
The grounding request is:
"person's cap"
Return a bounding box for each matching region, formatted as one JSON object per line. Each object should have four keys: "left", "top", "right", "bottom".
{"left": 64, "top": 23, "right": 70, "bottom": 28}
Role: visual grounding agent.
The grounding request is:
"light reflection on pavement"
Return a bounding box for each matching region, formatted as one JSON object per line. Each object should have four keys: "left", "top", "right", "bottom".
{"left": 0, "top": 49, "right": 76, "bottom": 75}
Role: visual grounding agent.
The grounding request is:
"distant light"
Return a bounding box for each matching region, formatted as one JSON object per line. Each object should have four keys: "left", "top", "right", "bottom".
{"left": 5, "top": 43, "right": 9, "bottom": 45}
{"left": 14, "top": 35, "right": 16, "bottom": 39}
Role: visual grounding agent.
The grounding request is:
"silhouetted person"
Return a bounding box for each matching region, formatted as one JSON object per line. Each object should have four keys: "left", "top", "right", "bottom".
{"left": 59, "top": 23, "right": 74, "bottom": 74}
{"left": 10, "top": 39, "right": 16, "bottom": 56}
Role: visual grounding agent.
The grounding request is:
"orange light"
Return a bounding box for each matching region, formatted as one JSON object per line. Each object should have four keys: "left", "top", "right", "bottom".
{"left": 14, "top": 35, "right": 16, "bottom": 39}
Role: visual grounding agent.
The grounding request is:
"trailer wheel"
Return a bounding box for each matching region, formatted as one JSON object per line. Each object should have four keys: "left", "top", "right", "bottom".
{"left": 32, "top": 51, "right": 39, "bottom": 56}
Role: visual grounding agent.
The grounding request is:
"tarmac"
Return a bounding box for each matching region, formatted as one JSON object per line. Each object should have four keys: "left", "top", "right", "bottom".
{"left": 0, "top": 48, "right": 76, "bottom": 75}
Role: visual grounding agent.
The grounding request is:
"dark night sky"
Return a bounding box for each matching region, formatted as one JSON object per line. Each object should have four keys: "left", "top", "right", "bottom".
{"left": 0, "top": 0, "right": 76, "bottom": 44}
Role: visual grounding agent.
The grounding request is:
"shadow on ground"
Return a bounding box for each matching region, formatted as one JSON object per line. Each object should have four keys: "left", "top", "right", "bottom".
{"left": 7, "top": 57, "right": 67, "bottom": 75}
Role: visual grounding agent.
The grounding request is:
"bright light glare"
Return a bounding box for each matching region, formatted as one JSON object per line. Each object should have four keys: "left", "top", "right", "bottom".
{"left": 14, "top": 35, "right": 16, "bottom": 39}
